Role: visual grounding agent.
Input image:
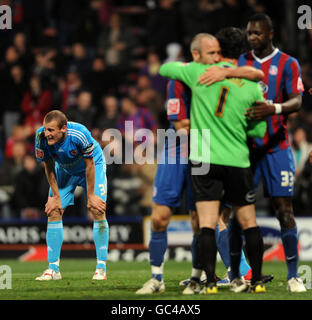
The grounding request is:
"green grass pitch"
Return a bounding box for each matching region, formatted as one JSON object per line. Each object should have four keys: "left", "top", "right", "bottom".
{"left": 0, "top": 259, "right": 311, "bottom": 300}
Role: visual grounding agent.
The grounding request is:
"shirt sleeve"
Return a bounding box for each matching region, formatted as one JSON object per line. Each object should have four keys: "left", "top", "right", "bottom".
{"left": 34, "top": 129, "right": 51, "bottom": 162}
{"left": 284, "top": 57, "right": 304, "bottom": 96}
{"left": 73, "top": 126, "right": 95, "bottom": 158}
{"left": 166, "top": 80, "right": 188, "bottom": 121}
{"left": 159, "top": 62, "right": 195, "bottom": 88}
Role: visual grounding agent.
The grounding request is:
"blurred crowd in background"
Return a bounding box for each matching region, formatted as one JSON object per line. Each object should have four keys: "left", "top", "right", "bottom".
{"left": 0, "top": 0, "right": 311, "bottom": 219}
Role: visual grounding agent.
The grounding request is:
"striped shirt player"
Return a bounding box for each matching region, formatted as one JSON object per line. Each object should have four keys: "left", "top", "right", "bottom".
{"left": 238, "top": 48, "right": 304, "bottom": 196}
{"left": 34, "top": 111, "right": 109, "bottom": 282}
{"left": 241, "top": 13, "right": 306, "bottom": 292}
{"left": 152, "top": 79, "right": 195, "bottom": 211}
{"left": 136, "top": 79, "right": 199, "bottom": 295}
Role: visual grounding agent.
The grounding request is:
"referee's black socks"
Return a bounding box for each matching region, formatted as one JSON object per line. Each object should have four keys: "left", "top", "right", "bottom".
{"left": 199, "top": 227, "right": 217, "bottom": 284}
{"left": 243, "top": 226, "right": 264, "bottom": 285}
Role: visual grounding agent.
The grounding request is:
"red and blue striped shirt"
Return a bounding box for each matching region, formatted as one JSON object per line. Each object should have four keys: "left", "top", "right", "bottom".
{"left": 166, "top": 79, "right": 191, "bottom": 123}
{"left": 238, "top": 48, "right": 304, "bottom": 153}
{"left": 165, "top": 79, "right": 191, "bottom": 160}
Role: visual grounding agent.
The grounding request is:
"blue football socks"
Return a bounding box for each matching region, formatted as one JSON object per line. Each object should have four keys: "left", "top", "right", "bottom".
{"left": 46, "top": 221, "right": 63, "bottom": 272}
{"left": 93, "top": 220, "right": 109, "bottom": 271}
{"left": 216, "top": 225, "right": 230, "bottom": 269}
{"left": 149, "top": 230, "right": 167, "bottom": 281}
{"left": 239, "top": 250, "right": 251, "bottom": 276}
{"left": 190, "top": 233, "right": 202, "bottom": 281}
{"left": 281, "top": 226, "right": 298, "bottom": 279}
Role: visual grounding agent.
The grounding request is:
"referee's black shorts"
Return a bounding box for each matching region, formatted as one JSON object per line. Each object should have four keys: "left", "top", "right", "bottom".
{"left": 191, "top": 162, "right": 255, "bottom": 207}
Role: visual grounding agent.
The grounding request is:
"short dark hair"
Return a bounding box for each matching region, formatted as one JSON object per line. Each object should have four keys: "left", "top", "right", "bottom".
{"left": 216, "top": 27, "right": 246, "bottom": 59}
{"left": 248, "top": 13, "right": 274, "bottom": 32}
{"left": 44, "top": 110, "right": 68, "bottom": 128}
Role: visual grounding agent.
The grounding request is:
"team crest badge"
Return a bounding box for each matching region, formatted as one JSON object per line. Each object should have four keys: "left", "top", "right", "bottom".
{"left": 70, "top": 149, "right": 77, "bottom": 156}
{"left": 167, "top": 98, "right": 180, "bottom": 115}
{"left": 269, "top": 65, "right": 278, "bottom": 76}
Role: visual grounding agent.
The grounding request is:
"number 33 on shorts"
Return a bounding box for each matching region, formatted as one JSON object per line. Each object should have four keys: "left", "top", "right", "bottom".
{"left": 281, "top": 171, "right": 294, "bottom": 188}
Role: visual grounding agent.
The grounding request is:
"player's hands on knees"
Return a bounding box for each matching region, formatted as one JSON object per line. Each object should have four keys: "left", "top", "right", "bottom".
{"left": 245, "top": 100, "right": 275, "bottom": 120}
{"left": 87, "top": 194, "right": 106, "bottom": 214}
{"left": 198, "top": 66, "right": 227, "bottom": 86}
{"left": 45, "top": 196, "right": 63, "bottom": 216}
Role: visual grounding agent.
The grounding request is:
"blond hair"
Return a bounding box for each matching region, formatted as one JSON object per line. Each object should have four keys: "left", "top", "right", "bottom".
{"left": 44, "top": 110, "right": 68, "bottom": 128}
{"left": 190, "top": 33, "right": 217, "bottom": 53}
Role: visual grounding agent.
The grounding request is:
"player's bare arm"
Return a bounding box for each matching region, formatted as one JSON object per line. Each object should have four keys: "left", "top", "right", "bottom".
{"left": 172, "top": 119, "right": 190, "bottom": 134}
{"left": 246, "top": 93, "right": 302, "bottom": 120}
{"left": 83, "top": 157, "right": 106, "bottom": 214}
{"left": 43, "top": 159, "right": 63, "bottom": 216}
{"left": 198, "top": 65, "right": 264, "bottom": 86}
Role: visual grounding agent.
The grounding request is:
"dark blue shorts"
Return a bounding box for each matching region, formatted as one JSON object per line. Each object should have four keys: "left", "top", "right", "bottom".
{"left": 252, "top": 147, "right": 295, "bottom": 197}
{"left": 152, "top": 162, "right": 196, "bottom": 211}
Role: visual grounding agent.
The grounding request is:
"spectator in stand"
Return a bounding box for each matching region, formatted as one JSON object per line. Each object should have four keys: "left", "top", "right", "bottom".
{"left": 146, "top": 0, "right": 183, "bottom": 60}
{"left": 301, "top": 61, "right": 312, "bottom": 112}
{"left": 67, "top": 90, "right": 96, "bottom": 129}
{"left": 96, "top": 0, "right": 114, "bottom": 26}
{"left": 70, "top": 0, "right": 102, "bottom": 48}
{"left": 97, "top": 12, "right": 137, "bottom": 72}
{"left": 0, "top": 46, "right": 21, "bottom": 106}
{"left": 163, "top": 42, "right": 184, "bottom": 64}
{"left": 140, "top": 51, "right": 167, "bottom": 97}
{"left": 12, "top": 154, "right": 49, "bottom": 219}
{"left": 83, "top": 56, "right": 118, "bottom": 107}
{"left": 61, "top": 69, "right": 83, "bottom": 112}
{"left": 32, "top": 48, "right": 59, "bottom": 90}
{"left": 135, "top": 75, "right": 166, "bottom": 129}
{"left": 68, "top": 42, "right": 92, "bottom": 77}
{"left": 51, "top": 0, "right": 89, "bottom": 47}
{"left": 0, "top": 141, "right": 26, "bottom": 188}
{"left": 4, "top": 124, "right": 33, "bottom": 160}
{"left": 2, "top": 65, "right": 27, "bottom": 140}
{"left": 179, "top": 0, "right": 222, "bottom": 50}
{"left": 12, "top": 32, "right": 33, "bottom": 78}
{"left": 94, "top": 95, "right": 119, "bottom": 131}
{"left": 21, "top": 75, "right": 52, "bottom": 130}
{"left": 291, "top": 127, "right": 312, "bottom": 177}
{"left": 117, "top": 96, "right": 157, "bottom": 137}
